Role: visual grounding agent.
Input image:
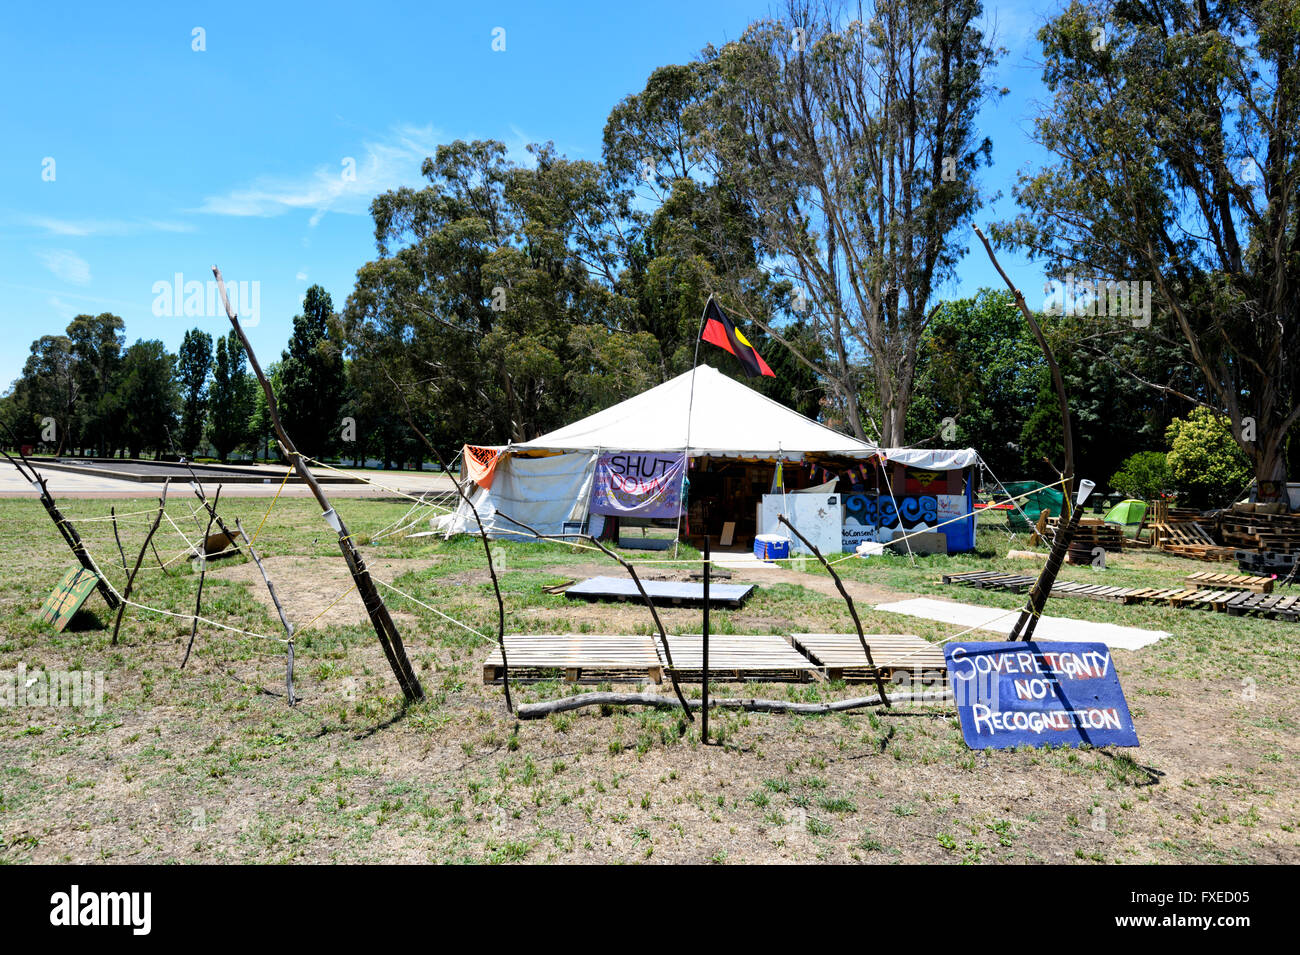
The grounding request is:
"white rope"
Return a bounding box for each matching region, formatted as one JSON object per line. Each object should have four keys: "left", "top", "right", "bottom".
{"left": 372, "top": 577, "right": 492, "bottom": 642}
{"left": 91, "top": 567, "right": 286, "bottom": 644}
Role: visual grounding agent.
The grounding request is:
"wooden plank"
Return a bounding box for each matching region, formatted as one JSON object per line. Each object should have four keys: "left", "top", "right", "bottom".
{"left": 657, "top": 634, "right": 817, "bottom": 682}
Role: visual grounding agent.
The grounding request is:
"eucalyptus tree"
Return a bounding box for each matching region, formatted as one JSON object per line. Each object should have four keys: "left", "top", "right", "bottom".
{"left": 692, "top": 0, "right": 1002, "bottom": 443}
{"left": 999, "top": 0, "right": 1299, "bottom": 501}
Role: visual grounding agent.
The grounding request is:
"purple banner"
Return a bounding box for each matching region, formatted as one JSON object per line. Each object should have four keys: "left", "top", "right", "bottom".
{"left": 590, "top": 452, "right": 686, "bottom": 518}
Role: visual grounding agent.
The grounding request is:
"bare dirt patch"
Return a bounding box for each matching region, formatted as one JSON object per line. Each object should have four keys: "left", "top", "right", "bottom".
{"left": 209, "top": 555, "right": 442, "bottom": 629}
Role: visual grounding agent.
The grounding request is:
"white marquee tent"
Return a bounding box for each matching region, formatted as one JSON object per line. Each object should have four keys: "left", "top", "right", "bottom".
{"left": 442, "top": 365, "right": 982, "bottom": 545}
{"left": 443, "top": 366, "right": 879, "bottom": 538}
{"left": 513, "top": 364, "right": 880, "bottom": 459}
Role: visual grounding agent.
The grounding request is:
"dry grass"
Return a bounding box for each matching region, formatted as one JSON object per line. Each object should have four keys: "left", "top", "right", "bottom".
{"left": 0, "top": 497, "right": 1296, "bottom": 864}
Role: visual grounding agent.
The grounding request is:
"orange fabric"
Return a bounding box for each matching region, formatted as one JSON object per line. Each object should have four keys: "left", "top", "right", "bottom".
{"left": 464, "top": 445, "right": 504, "bottom": 489}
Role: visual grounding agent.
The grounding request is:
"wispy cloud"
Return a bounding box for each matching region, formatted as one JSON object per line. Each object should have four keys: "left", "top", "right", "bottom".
{"left": 194, "top": 124, "right": 442, "bottom": 226}
{"left": 38, "top": 250, "right": 91, "bottom": 285}
{"left": 24, "top": 215, "right": 195, "bottom": 237}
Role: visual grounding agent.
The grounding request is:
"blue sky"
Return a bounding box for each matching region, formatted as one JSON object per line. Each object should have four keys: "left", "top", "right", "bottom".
{"left": 0, "top": 0, "right": 1060, "bottom": 390}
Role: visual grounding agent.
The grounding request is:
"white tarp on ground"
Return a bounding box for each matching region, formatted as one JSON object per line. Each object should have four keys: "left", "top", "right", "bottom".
{"left": 511, "top": 364, "right": 880, "bottom": 459}
{"left": 443, "top": 452, "right": 598, "bottom": 540}
{"left": 872, "top": 597, "right": 1168, "bottom": 651}
{"left": 880, "top": 447, "right": 981, "bottom": 470}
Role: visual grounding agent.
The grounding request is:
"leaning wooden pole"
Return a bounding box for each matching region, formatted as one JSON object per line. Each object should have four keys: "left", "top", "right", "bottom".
{"left": 387, "top": 375, "right": 513, "bottom": 714}
{"left": 973, "top": 225, "right": 1084, "bottom": 643}
{"left": 212, "top": 266, "right": 423, "bottom": 704}
{"left": 233, "top": 517, "right": 296, "bottom": 705}
{"left": 973, "top": 224, "right": 1075, "bottom": 490}
{"left": 1, "top": 440, "right": 120, "bottom": 610}
{"left": 166, "top": 427, "right": 241, "bottom": 558}
{"left": 778, "top": 514, "right": 891, "bottom": 707}
{"left": 1010, "top": 480, "right": 1095, "bottom": 642}
{"left": 112, "top": 480, "right": 170, "bottom": 645}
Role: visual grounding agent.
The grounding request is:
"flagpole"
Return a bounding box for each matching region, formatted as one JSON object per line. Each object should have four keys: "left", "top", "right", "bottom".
{"left": 674, "top": 295, "right": 715, "bottom": 557}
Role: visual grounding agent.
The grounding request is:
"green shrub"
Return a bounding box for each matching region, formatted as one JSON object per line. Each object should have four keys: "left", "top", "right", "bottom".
{"left": 1108, "top": 451, "right": 1169, "bottom": 501}
{"left": 1165, "top": 408, "right": 1251, "bottom": 508}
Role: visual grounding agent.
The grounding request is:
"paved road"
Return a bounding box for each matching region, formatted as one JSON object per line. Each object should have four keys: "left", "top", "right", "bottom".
{"left": 0, "top": 462, "right": 459, "bottom": 500}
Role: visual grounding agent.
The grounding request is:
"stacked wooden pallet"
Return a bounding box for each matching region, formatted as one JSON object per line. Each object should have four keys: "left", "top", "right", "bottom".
{"left": 1048, "top": 517, "right": 1124, "bottom": 552}
{"left": 1219, "top": 505, "right": 1300, "bottom": 573}
{"left": 1147, "top": 500, "right": 1236, "bottom": 561}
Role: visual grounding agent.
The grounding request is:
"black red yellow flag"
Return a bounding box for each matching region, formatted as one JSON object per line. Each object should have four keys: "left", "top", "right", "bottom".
{"left": 700, "top": 299, "right": 775, "bottom": 378}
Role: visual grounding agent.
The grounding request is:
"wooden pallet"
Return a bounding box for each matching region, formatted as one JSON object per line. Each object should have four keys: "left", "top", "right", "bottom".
{"left": 944, "top": 572, "right": 1296, "bottom": 617}
{"left": 1048, "top": 517, "right": 1124, "bottom": 551}
{"left": 941, "top": 570, "right": 1036, "bottom": 592}
{"left": 944, "top": 571, "right": 1141, "bottom": 604}
{"left": 1050, "top": 581, "right": 1144, "bottom": 604}
{"left": 1184, "top": 571, "right": 1274, "bottom": 594}
{"left": 1223, "top": 593, "right": 1300, "bottom": 622}
{"left": 787, "top": 633, "right": 946, "bottom": 682}
{"left": 482, "top": 634, "right": 663, "bottom": 684}
{"left": 1160, "top": 542, "right": 1237, "bottom": 562}
{"left": 656, "top": 634, "right": 817, "bottom": 682}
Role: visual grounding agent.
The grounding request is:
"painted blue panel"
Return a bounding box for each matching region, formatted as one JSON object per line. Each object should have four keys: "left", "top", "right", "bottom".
{"left": 944, "top": 641, "right": 1139, "bottom": 749}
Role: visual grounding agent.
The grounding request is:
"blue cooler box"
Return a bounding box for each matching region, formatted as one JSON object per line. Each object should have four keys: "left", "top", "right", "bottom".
{"left": 753, "top": 534, "right": 792, "bottom": 560}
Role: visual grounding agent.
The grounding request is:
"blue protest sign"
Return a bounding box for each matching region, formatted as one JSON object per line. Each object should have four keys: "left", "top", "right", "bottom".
{"left": 944, "top": 641, "right": 1139, "bottom": 750}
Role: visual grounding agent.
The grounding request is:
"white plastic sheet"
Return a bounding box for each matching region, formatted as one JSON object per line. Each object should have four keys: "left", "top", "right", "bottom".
{"left": 445, "top": 452, "right": 598, "bottom": 540}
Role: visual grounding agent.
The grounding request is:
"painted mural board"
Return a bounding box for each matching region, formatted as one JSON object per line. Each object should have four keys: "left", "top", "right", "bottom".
{"left": 38, "top": 566, "right": 101, "bottom": 632}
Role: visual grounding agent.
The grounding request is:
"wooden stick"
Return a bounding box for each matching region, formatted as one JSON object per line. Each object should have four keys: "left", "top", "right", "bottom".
{"left": 232, "top": 517, "right": 296, "bottom": 705}
{"left": 150, "top": 537, "right": 175, "bottom": 576}
{"left": 286, "top": 640, "right": 295, "bottom": 707}
{"left": 494, "top": 510, "right": 694, "bottom": 721}
{"left": 388, "top": 375, "right": 512, "bottom": 713}
{"left": 110, "top": 507, "right": 128, "bottom": 575}
{"left": 166, "top": 428, "right": 242, "bottom": 557}
{"left": 111, "top": 480, "right": 170, "bottom": 645}
{"left": 778, "top": 514, "right": 891, "bottom": 707}
{"left": 212, "top": 266, "right": 423, "bottom": 703}
{"left": 2, "top": 441, "right": 120, "bottom": 610}
{"left": 234, "top": 517, "right": 294, "bottom": 640}
{"left": 972, "top": 225, "right": 1084, "bottom": 644}
{"left": 181, "top": 486, "right": 220, "bottom": 668}
{"left": 517, "top": 689, "right": 950, "bottom": 720}
{"left": 1011, "top": 484, "right": 1092, "bottom": 642}
{"left": 973, "top": 224, "right": 1075, "bottom": 488}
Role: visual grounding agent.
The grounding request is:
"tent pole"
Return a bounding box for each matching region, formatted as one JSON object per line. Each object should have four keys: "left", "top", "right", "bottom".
{"left": 879, "top": 454, "right": 917, "bottom": 566}
{"left": 674, "top": 296, "right": 714, "bottom": 558}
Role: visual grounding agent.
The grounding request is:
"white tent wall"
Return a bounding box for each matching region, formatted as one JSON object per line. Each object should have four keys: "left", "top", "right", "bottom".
{"left": 445, "top": 452, "right": 598, "bottom": 540}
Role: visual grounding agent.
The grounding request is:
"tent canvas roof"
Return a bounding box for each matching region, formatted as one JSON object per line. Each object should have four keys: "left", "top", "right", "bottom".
{"left": 511, "top": 365, "right": 879, "bottom": 459}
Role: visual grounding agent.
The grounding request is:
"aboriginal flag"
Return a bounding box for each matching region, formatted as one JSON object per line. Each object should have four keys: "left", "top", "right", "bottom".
{"left": 700, "top": 299, "right": 775, "bottom": 378}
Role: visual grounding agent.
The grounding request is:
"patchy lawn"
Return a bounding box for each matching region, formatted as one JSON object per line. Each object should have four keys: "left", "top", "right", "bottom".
{"left": 0, "top": 496, "right": 1296, "bottom": 864}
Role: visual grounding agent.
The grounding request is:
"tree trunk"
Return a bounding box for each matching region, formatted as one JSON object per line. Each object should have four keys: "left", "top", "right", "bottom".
{"left": 1253, "top": 435, "right": 1290, "bottom": 505}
